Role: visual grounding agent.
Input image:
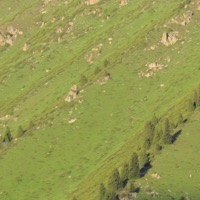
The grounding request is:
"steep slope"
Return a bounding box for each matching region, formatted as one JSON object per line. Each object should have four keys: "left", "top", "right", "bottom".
{"left": 0, "top": 0, "right": 200, "bottom": 200}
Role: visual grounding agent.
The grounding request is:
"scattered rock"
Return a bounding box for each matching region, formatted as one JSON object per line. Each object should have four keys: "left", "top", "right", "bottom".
{"left": 65, "top": 85, "right": 79, "bottom": 102}
{"left": 161, "top": 31, "right": 178, "bottom": 46}
{"left": 85, "top": 0, "right": 100, "bottom": 5}
{"left": 119, "top": 0, "right": 128, "bottom": 6}
{"left": 139, "top": 62, "right": 165, "bottom": 78}
{"left": 85, "top": 43, "right": 103, "bottom": 63}
{"left": 147, "top": 190, "right": 159, "bottom": 197}
{"left": 97, "top": 72, "right": 111, "bottom": 85}
{"left": 22, "top": 43, "right": 29, "bottom": 51}
{"left": 68, "top": 118, "right": 77, "bottom": 124}
{"left": 150, "top": 173, "right": 161, "bottom": 179}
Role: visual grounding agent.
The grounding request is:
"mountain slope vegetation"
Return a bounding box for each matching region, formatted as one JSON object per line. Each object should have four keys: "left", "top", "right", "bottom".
{"left": 0, "top": 0, "right": 200, "bottom": 199}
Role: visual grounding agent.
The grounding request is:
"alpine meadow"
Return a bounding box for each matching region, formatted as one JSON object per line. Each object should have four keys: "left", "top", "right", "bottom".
{"left": 0, "top": 0, "right": 200, "bottom": 200}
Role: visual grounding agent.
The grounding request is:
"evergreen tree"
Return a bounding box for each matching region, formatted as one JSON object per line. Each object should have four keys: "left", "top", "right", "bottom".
{"left": 152, "top": 126, "right": 163, "bottom": 145}
{"left": 4, "top": 127, "right": 12, "bottom": 143}
{"left": 17, "top": 125, "right": 24, "bottom": 137}
{"left": 108, "top": 168, "right": 122, "bottom": 191}
{"left": 28, "top": 120, "right": 35, "bottom": 129}
{"left": 79, "top": 74, "right": 88, "bottom": 86}
{"left": 139, "top": 150, "right": 149, "bottom": 169}
{"left": 105, "top": 189, "right": 117, "bottom": 200}
{"left": 144, "top": 121, "right": 155, "bottom": 147}
{"left": 128, "top": 152, "right": 140, "bottom": 179}
{"left": 94, "top": 67, "right": 101, "bottom": 75}
{"left": 120, "top": 162, "right": 129, "bottom": 187}
{"left": 99, "top": 183, "right": 106, "bottom": 200}
{"left": 187, "top": 99, "right": 195, "bottom": 112}
{"left": 151, "top": 114, "right": 159, "bottom": 126}
{"left": 163, "top": 118, "right": 172, "bottom": 144}
{"left": 177, "top": 113, "right": 184, "bottom": 125}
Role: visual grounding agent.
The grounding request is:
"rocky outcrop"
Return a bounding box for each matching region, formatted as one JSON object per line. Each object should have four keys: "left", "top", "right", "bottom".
{"left": 170, "top": 11, "right": 194, "bottom": 26}
{"left": 197, "top": 1, "right": 200, "bottom": 10}
{"left": 22, "top": 43, "right": 29, "bottom": 51}
{"left": 161, "top": 31, "right": 178, "bottom": 46}
{"left": 138, "top": 62, "right": 165, "bottom": 78}
{"left": 65, "top": 85, "right": 79, "bottom": 102}
{"left": 119, "top": 0, "right": 128, "bottom": 6}
{"left": 0, "top": 26, "right": 22, "bottom": 47}
{"left": 85, "top": 0, "right": 100, "bottom": 5}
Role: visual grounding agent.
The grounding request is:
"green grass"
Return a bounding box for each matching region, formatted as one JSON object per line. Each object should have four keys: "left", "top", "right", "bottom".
{"left": 0, "top": 0, "right": 200, "bottom": 199}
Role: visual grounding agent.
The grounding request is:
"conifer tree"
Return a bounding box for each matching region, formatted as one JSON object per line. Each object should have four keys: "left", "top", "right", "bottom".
{"left": 152, "top": 126, "right": 163, "bottom": 145}
{"left": 99, "top": 183, "right": 106, "bottom": 200}
{"left": 144, "top": 121, "right": 155, "bottom": 146}
{"left": 108, "top": 168, "right": 122, "bottom": 191}
{"left": 120, "top": 162, "right": 129, "bottom": 187}
{"left": 4, "top": 127, "right": 12, "bottom": 143}
{"left": 177, "top": 113, "right": 184, "bottom": 125}
{"left": 17, "top": 125, "right": 24, "bottom": 137}
{"left": 188, "top": 99, "right": 195, "bottom": 111}
{"left": 128, "top": 152, "right": 140, "bottom": 179}
{"left": 28, "top": 120, "right": 35, "bottom": 129}
{"left": 163, "top": 118, "right": 172, "bottom": 144}
{"left": 139, "top": 150, "right": 149, "bottom": 169}
{"left": 151, "top": 114, "right": 159, "bottom": 126}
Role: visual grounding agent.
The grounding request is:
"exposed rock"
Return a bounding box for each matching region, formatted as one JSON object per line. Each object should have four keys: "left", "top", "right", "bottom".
{"left": 85, "top": 43, "right": 103, "bottom": 63}
{"left": 68, "top": 118, "right": 77, "bottom": 124}
{"left": 85, "top": 0, "right": 100, "bottom": 5}
{"left": 197, "top": 1, "right": 200, "bottom": 10}
{"left": 65, "top": 85, "right": 79, "bottom": 102}
{"left": 119, "top": 0, "right": 128, "bottom": 6}
{"left": 22, "top": 43, "right": 29, "bottom": 51}
{"left": 147, "top": 190, "right": 159, "bottom": 197}
{"left": 161, "top": 31, "right": 178, "bottom": 46}
{"left": 0, "top": 33, "right": 5, "bottom": 46}
{"left": 138, "top": 62, "right": 165, "bottom": 78}
{"left": 5, "top": 36, "right": 14, "bottom": 46}
{"left": 97, "top": 73, "right": 111, "bottom": 85}
{"left": 150, "top": 173, "right": 161, "bottom": 179}
{"left": 181, "top": 11, "right": 194, "bottom": 26}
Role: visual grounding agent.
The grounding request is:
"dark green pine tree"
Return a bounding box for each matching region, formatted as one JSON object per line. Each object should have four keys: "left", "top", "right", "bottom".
{"left": 139, "top": 150, "right": 149, "bottom": 169}
{"left": 188, "top": 99, "right": 195, "bottom": 112}
{"left": 152, "top": 126, "right": 163, "bottom": 145}
{"left": 17, "top": 125, "right": 24, "bottom": 137}
{"left": 151, "top": 114, "right": 159, "bottom": 126}
{"left": 79, "top": 74, "right": 88, "bottom": 86}
{"left": 99, "top": 183, "right": 106, "bottom": 200}
{"left": 28, "top": 120, "right": 35, "bottom": 129}
{"left": 177, "top": 113, "right": 184, "bottom": 125}
{"left": 105, "top": 189, "right": 117, "bottom": 200}
{"left": 4, "top": 127, "right": 12, "bottom": 143}
{"left": 144, "top": 121, "right": 155, "bottom": 147}
{"left": 108, "top": 168, "right": 122, "bottom": 191}
{"left": 128, "top": 152, "right": 140, "bottom": 179}
{"left": 120, "top": 162, "right": 129, "bottom": 187}
{"left": 162, "top": 118, "right": 172, "bottom": 144}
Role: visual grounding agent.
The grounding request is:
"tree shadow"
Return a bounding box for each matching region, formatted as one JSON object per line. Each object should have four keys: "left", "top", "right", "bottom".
{"left": 140, "top": 162, "right": 152, "bottom": 177}
{"left": 172, "top": 129, "right": 182, "bottom": 143}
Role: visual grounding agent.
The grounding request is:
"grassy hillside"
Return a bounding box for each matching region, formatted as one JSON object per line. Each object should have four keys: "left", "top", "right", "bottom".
{"left": 0, "top": 0, "right": 200, "bottom": 199}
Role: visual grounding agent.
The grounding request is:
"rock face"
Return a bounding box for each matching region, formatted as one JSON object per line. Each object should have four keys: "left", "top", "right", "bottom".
{"left": 0, "top": 26, "right": 21, "bottom": 47}
{"left": 85, "top": 0, "right": 100, "bottom": 5}
{"left": 65, "top": 85, "right": 79, "bottom": 102}
{"left": 181, "top": 11, "right": 194, "bottom": 26}
{"left": 161, "top": 31, "right": 178, "bottom": 46}
{"left": 119, "top": 0, "right": 128, "bottom": 6}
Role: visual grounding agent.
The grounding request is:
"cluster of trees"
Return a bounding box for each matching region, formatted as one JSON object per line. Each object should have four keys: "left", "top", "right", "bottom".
{"left": 99, "top": 152, "right": 141, "bottom": 200}
{"left": 0, "top": 121, "right": 35, "bottom": 147}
